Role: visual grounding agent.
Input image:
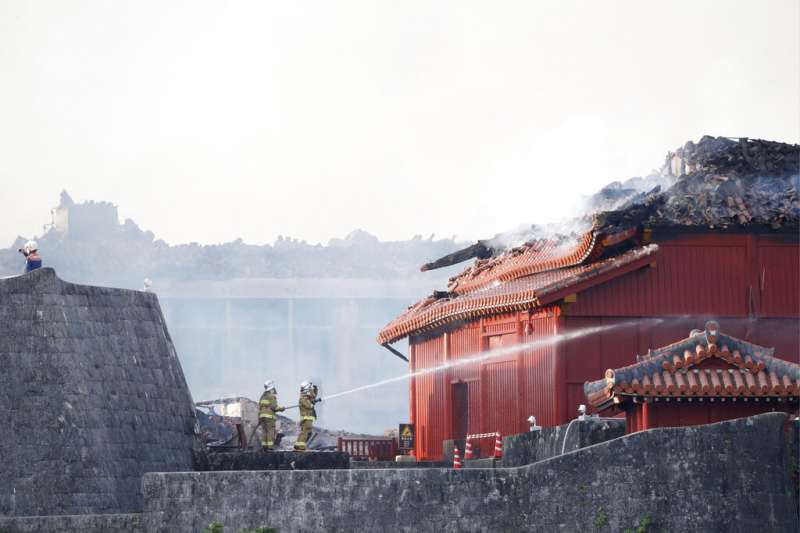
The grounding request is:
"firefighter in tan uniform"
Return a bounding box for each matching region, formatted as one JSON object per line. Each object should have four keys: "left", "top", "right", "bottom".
{"left": 293, "top": 381, "right": 321, "bottom": 451}
{"left": 258, "top": 380, "right": 284, "bottom": 451}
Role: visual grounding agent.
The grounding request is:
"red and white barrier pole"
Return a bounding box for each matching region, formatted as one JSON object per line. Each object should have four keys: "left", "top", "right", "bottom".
{"left": 453, "top": 446, "right": 462, "bottom": 469}
{"left": 464, "top": 439, "right": 474, "bottom": 460}
{"left": 493, "top": 432, "right": 503, "bottom": 459}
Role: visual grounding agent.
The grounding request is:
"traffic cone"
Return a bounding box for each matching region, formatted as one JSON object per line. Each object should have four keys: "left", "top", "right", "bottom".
{"left": 464, "top": 439, "right": 474, "bottom": 460}
{"left": 493, "top": 433, "right": 503, "bottom": 459}
{"left": 453, "top": 446, "right": 462, "bottom": 469}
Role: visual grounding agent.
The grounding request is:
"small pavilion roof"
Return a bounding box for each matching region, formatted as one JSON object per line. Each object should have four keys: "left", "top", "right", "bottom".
{"left": 584, "top": 321, "right": 800, "bottom": 410}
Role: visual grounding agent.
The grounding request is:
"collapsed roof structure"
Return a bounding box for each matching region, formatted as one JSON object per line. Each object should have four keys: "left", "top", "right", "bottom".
{"left": 375, "top": 135, "right": 799, "bottom": 461}
{"left": 378, "top": 136, "right": 799, "bottom": 345}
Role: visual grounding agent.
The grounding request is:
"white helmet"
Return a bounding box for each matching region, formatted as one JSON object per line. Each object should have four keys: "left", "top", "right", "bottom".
{"left": 24, "top": 240, "right": 38, "bottom": 253}
{"left": 300, "top": 380, "right": 311, "bottom": 393}
{"left": 264, "top": 380, "right": 275, "bottom": 391}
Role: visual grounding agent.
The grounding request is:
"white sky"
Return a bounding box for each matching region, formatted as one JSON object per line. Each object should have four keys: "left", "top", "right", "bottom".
{"left": 1, "top": 0, "right": 798, "bottom": 247}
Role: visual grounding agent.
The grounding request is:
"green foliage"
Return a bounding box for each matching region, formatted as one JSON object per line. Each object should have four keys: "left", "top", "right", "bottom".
{"left": 594, "top": 506, "right": 608, "bottom": 529}
{"left": 203, "top": 521, "right": 276, "bottom": 533}
{"left": 637, "top": 513, "right": 652, "bottom": 533}
{"left": 623, "top": 513, "right": 652, "bottom": 533}
{"left": 204, "top": 521, "right": 224, "bottom": 533}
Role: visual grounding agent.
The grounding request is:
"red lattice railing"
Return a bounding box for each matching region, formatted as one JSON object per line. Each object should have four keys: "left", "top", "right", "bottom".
{"left": 338, "top": 437, "right": 398, "bottom": 461}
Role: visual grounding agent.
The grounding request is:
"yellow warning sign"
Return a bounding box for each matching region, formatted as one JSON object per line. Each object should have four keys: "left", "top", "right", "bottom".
{"left": 399, "top": 423, "right": 414, "bottom": 450}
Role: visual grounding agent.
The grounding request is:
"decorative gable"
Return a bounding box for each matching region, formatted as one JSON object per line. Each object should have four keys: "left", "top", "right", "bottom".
{"left": 585, "top": 321, "right": 800, "bottom": 409}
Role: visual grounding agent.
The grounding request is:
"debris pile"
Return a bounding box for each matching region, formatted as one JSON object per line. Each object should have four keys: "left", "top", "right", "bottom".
{"left": 595, "top": 136, "right": 800, "bottom": 231}
{"left": 197, "top": 398, "right": 380, "bottom": 452}
{"left": 423, "top": 136, "right": 799, "bottom": 274}
{"left": 582, "top": 174, "right": 672, "bottom": 214}
{"left": 665, "top": 136, "right": 798, "bottom": 178}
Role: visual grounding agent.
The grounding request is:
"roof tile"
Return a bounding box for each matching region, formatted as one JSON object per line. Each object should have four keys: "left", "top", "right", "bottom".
{"left": 584, "top": 321, "right": 800, "bottom": 408}
{"left": 377, "top": 244, "right": 658, "bottom": 344}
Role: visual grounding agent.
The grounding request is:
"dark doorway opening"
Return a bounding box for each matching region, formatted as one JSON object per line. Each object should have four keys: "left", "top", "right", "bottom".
{"left": 452, "top": 382, "right": 469, "bottom": 442}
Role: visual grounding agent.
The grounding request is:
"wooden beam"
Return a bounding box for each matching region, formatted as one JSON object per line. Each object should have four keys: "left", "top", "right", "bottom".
{"left": 420, "top": 242, "right": 492, "bottom": 271}
{"left": 381, "top": 343, "right": 409, "bottom": 362}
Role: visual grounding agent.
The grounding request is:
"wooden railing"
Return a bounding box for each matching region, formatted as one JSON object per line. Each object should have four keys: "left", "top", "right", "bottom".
{"left": 338, "top": 437, "right": 398, "bottom": 461}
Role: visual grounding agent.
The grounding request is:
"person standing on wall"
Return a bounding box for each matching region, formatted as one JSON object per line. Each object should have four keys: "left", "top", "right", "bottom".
{"left": 18, "top": 240, "right": 41, "bottom": 273}
{"left": 258, "top": 380, "right": 285, "bottom": 451}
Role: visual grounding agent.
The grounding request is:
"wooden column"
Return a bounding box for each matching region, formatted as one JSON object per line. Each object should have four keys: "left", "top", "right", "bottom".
{"left": 443, "top": 332, "right": 452, "bottom": 440}
{"left": 479, "top": 318, "right": 488, "bottom": 434}
{"left": 409, "top": 342, "right": 417, "bottom": 457}
{"left": 516, "top": 312, "right": 526, "bottom": 434}
{"left": 553, "top": 307, "right": 567, "bottom": 425}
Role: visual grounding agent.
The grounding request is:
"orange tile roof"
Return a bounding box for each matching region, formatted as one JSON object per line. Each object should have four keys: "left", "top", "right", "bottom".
{"left": 584, "top": 321, "right": 800, "bottom": 408}
{"left": 377, "top": 243, "right": 658, "bottom": 345}
{"left": 446, "top": 231, "right": 600, "bottom": 295}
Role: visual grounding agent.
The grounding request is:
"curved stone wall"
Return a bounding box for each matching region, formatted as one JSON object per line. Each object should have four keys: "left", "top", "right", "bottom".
{"left": 0, "top": 268, "right": 202, "bottom": 516}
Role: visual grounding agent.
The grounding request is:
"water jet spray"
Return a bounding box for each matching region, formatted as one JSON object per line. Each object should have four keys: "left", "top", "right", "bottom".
{"left": 319, "top": 318, "right": 664, "bottom": 404}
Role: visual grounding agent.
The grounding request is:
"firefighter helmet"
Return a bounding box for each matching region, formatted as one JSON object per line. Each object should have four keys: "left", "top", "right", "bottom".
{"left": 264, "top": 380, "right": 275, "bottom": 391}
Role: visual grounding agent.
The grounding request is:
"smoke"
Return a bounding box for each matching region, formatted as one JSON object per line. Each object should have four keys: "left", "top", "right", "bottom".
{"left": 477, "top": 175, "right": 671, "bottom": 255}
{"left": 475, "top": 137, "right": 799, "bottom": 256}
{"left": 483, "top": 218, "right": 594, "bottom": 253}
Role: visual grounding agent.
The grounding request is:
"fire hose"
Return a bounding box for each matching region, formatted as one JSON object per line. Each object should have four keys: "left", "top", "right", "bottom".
{"left": 242, "top": 398, "right": 323, "bottom": 449}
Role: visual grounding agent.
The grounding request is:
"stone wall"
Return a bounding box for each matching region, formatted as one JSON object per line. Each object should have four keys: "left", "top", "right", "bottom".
{"left": 0, "top": 268, "right": 203, "bottom": 516}
{"left": 500, "top": 416, "right": 625, "bottom": 467}
{"left": 203, "top": 451, "right": 350, "bottom": 471}
{"left": 351, "top": 460, "right": 448, "bottom": 469}
{"left": 0, "top": 513, "right": 142, "bottom": 533}
{"left": 142, "top": 413, "right": 798, "bottom": 533}
{"left": 442, "top": 417, "right": 624, "bottom": 466}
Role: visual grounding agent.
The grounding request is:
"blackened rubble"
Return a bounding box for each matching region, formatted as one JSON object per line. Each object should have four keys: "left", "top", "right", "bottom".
{"left": 197, "top": 397, "right": 381, "bottom": 452}
{"left": 424, "top": 136, "right": 800, "bottom": 272}
{"left": 594, "top": 136, "right": 800, "bottom": 232}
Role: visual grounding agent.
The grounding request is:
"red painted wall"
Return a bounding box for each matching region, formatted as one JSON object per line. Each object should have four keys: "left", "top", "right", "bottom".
{"left": 626, "top": 401, "right": 796, "bottom": 433}
{"left": 408, "top": 232, "right": 799, "bottom": 460}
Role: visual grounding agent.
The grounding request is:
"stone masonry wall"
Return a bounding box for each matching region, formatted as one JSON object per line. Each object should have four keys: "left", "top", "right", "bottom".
{"left": 500, "top": 417, "right": 625, "bottom": 467}
{"left": 0, "top": 513, "right": 142, "bottom": 533}
{"left": 442, "top": 417, "right": 624, "bottom": 466}
{"left": 0, "top": 268, "right": 203, "bottom": 516}
{"left": 143, "top": 413, "right": 798, "bottom": 533}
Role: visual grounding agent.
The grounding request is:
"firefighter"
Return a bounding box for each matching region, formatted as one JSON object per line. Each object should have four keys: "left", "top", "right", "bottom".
{"left": 258, "top": 380, "right": 285, "bottom": 451}
{"left": 293, "top": 380, "right": 321, "bottom": 451}
{"left": 18, "top": 240, "right": 42, "bottom": 273}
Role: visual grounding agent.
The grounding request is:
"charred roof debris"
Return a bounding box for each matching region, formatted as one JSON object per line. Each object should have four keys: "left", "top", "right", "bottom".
{"left": 594, "top": 136, "right": 800, "bottom": 232}
{"left": 195, "top": 396, "right": 379, "bottom": 452}
{"left": 378, "top": 136, "right": 799, "bottom": 345}
{"left": 423, "top": 136, "right": 800, "bottom": 277}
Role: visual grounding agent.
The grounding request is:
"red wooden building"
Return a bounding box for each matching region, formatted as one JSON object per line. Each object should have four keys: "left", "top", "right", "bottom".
{"left": 584, "top": 320, "right": 799, "bottom": 432}
{"left": 377, "top": 139, "right": 800, "bottom": 461}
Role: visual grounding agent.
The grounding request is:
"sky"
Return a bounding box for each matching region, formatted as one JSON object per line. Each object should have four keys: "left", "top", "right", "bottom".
{"left": 1, "top": 0, "right": 798, "bottom": 247}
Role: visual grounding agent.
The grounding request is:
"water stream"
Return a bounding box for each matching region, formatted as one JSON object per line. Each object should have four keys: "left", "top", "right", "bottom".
{"left": 318, "top": 318, "right": 663, "bottom": 403}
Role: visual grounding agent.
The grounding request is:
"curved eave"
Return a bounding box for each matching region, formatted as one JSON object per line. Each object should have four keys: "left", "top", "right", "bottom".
{"left": 377, "top": 244, "right": 659, "bottom": 346}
